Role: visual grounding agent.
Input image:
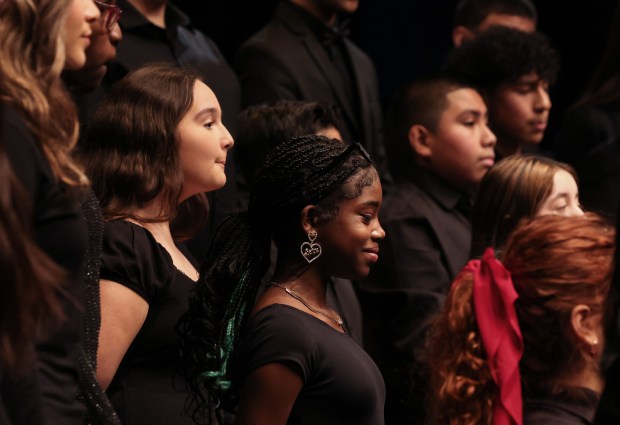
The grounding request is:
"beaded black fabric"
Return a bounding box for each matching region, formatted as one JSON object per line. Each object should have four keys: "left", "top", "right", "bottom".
{"left": 78, "top": 189, "right": 120, "bottom": 425}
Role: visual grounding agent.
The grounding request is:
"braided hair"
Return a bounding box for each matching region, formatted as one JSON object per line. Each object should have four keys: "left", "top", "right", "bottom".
{"left": 178, "top": 135, "right": 376, "bottom": 421}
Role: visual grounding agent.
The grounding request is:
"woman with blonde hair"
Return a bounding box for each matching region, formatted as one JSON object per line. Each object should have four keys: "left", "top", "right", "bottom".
{"left": 470, "top": 154, "right": 583, "bottom": 258}
{"left": 0, "top": 0, "right": 99, "bottom": 424}
{"left": 428, "top": 213, "right": 614, "bottom": 425}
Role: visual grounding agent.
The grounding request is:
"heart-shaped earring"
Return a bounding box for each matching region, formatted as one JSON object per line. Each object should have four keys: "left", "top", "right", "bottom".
{"left": 300, "top": 230, "right": 322, "bottom": 263}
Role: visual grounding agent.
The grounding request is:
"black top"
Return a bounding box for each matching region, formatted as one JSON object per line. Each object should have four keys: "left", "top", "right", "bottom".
{"left": 524, "top": 387, "right": 599, "bottom": 425}
{"left": 100, "top": 220, "right": 196, "bottom": 425}
{"left": 358, "top": 167, "right": 472, "bottom": 424}
{"left": 360, "top": 168, "right": 471, "bottom": 358}
{"left": 239, "top": 304, "right": 385, "bottom": 425}
{"left": 1, "top": 103, "right": 88, "bottom": 425}
{"left": 108, "top": 1, "right": 240, "bottom": 135}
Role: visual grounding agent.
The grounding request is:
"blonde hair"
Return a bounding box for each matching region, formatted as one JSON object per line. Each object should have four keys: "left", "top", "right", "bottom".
{"left": 0, "top": 0, "right": 87, "bottom": 186}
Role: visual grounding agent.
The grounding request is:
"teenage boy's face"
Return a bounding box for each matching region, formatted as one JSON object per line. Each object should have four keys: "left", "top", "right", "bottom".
{"left": 489, "top": 72, "right": 551, "bottom": 152}
{"left": 426, "top": 88, "right": 497, "bottom": 189}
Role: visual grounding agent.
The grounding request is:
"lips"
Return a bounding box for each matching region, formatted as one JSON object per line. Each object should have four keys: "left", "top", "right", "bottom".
{"left": 530, "top": 120, "right": 547, "bottom": 132}
{"left": 362, "top": 247, "right": 379, "bottom": 263}
{"left": 480, "top": 156, "right": 495, "bottom": 167}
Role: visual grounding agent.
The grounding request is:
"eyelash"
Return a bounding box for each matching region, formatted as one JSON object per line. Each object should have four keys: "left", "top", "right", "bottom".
{"left": 204, "top": 121, "right": 214, "bottom": 129}
{"left": 361, "top": 213, "right": 373, "bottom": 224}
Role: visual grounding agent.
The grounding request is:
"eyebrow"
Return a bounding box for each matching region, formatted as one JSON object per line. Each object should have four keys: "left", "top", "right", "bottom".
{"left": 551, "top": 192, "right": 579, "bottom": 201}
{"left": 195, "top": 107, "right": 218, "bottom": 121}
{"left": 458, "top": 110, "right": 488, "bottom": 119}
{"left": 361, "top": 201, "right": 381, "bottom": 208}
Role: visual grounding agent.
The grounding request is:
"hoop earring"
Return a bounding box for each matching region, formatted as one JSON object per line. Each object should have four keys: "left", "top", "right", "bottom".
{"left": 300, "top": 230, "right": 322, "bottom": 263}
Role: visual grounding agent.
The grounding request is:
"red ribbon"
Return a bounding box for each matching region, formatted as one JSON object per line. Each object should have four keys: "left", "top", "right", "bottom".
{"left": 462, "top": 248, "right": 524, "bottom": 425}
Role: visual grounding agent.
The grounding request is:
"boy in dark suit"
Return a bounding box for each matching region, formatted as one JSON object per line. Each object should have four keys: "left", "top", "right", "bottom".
{"left": 359, "top": 77, "right": 496, "bottom": 424}
{"left": 235, "top": 0, "right": 388, "bottom": 181}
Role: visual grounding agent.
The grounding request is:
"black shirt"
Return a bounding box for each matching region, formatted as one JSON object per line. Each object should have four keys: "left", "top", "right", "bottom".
{"left": 239, "top": 304, "right": 386, "bottom": 425}
{"left": 1, "top": 102, "right": 88, "bottom": 425}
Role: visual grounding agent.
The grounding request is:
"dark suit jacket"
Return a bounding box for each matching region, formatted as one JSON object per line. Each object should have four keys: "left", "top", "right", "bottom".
{"left": 235, "top": 1, "right": 387, "bottom": 178}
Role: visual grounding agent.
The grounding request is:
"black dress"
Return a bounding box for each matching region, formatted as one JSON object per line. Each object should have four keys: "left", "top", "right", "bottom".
{"left": 238, "top": 304, "right": 386, "bottom": 425}
{"left": 1, "top": 102, "right": 88, "bottom": 425}
{"left": 100, "top": 220, "right": 196, "bottom": 425}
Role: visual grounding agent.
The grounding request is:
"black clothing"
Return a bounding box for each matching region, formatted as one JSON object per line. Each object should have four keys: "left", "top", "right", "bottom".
{"left": 556, "top": 104, "right": 620, "bottom": 219}
{"left": 78, "top": 191, "right": 120, "bottom": 425}
{"left": 100, "top": 220, "right": 195, "bottom": 425}
{"left": 108, "top": 1, "right": 240, "bottom": 135}
{"left": 235, "top": 1, "right": 387, "bottom": 181}
{"left": 239, "top": 304, "right": 385, "bottom": 425}
{"left": 524, "top": 388, "right": 599, "bottom": 425}
{"left": 1, "top": 103, "right": 88, "bottom": 424}
{"left": 360, "top": 169, "right": 471, "bottom": 358}
{"left": 359, "top": 168, "right": 471, "bottom": 424}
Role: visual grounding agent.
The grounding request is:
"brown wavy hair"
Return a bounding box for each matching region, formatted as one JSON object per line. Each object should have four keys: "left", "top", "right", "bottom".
{"left": 0, "top": 0, "right": 87, "bottom": 187}
{"left": 428, "top": 213, "right": 614, "bottom": 425}
{"left": 471, "top": 154, "right": 577, "bottom": 258}
{"left": 78, "top": 64, "right": 209, "bottom": 240}
{"left": 0, "top": 142, "right": 65, "bottom": 373}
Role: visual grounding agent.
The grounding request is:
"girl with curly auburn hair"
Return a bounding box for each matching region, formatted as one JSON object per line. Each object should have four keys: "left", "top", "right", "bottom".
{"left": 427, "top": 213, "right": 614, "bottom": 425}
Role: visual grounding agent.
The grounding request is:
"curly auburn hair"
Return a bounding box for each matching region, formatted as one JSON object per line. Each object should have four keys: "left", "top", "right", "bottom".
{"left": 427, "top": 213, "right": 614, "bottom": 425}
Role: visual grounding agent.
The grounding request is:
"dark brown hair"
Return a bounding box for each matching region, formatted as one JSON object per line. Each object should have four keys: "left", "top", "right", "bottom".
{"left": 385, "top": 77, "right": 476, "bottom": 180}
{"left": 79, "top": 64, "right": 208, "bottom": 240}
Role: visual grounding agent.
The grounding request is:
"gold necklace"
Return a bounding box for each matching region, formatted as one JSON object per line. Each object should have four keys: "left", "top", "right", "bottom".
{"left": 266, "top": 282, "right": 344, "bottom": 327}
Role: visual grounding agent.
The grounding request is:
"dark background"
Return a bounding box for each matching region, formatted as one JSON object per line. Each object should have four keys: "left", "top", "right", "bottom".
{"left": 175, "top": 0, "right": 618, "bottom": 153}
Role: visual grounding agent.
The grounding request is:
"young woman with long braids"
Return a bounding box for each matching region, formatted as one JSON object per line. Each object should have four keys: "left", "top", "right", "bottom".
{"left": 0, "top": 0, "right": 99, "bottom": 424}
{"left": 179, "top": 135, "right": 386, "bottom": 424}
{"left": 427, "top": 213, "right": 614, "bottom": 425}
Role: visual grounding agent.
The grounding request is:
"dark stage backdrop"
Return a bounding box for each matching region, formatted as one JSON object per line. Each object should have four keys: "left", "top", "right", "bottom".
{"left": 174, "top": 0, "right": 618, "bottom": 154}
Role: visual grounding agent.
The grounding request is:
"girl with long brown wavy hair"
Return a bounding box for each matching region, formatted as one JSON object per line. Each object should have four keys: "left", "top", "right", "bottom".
{"left": 0, "top": 0, "right": 99, "bottom": 424}
{"left": 428, "top": 213, "right": 614, "bottom": 425}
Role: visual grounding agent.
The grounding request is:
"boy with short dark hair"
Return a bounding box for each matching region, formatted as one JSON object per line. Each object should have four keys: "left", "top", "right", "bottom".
{"left": 452, "top": 0, "right": 537, "bottom": 46}
{"left": 359, "top": 77, "right": 496, "bottom": 424}
{"left": 444, "top": 26, "right": 560, "bottom": 158}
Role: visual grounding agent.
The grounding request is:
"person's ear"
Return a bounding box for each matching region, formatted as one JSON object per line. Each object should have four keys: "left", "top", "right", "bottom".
{"left": 409, "top": 124, "right": 433, "bottom": 159}
{"left": 300, "top": 205, "right": 319, "bottom": 234}
{"left": 571, "top": 304, "right": 602, "bottom": 358}
{"left": 452, "top": 25, "right": 475, "bottom": 47}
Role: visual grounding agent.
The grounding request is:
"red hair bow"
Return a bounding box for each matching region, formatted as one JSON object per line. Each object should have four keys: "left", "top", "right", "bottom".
{"left": 464, "top": 248, "right": 524, "bottom": 425}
